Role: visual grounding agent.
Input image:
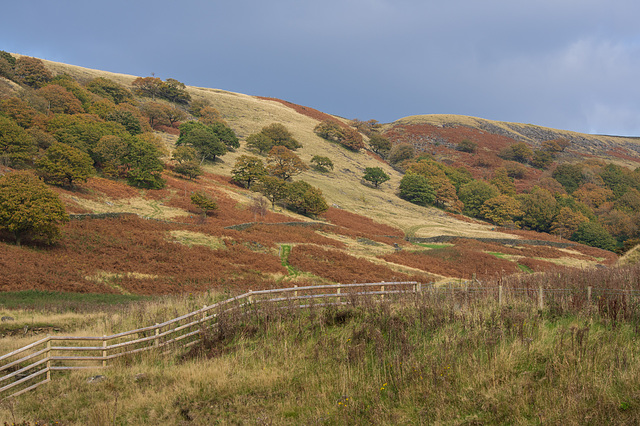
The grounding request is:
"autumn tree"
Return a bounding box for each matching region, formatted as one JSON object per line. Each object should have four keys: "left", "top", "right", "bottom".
{"left": 490, "top": 168, "right": 516, "bottom": 196}
{"left": 480, "top": 195, "right": 522, "bottom": 226}
{"left": 498, "top": 142, "right": 533, "bottom": 164}
{"left": 36, "top": 84, "right": 84, "bottom": 114}
{"left": 198, "top": 106, "right": 227, "bottom": 126}
{"left": 363, "top": 167, "right": 390, "bottom": 188}
{"left": 260, "top": 123, "right": 302, "bottom": 150}
{"left": 231, "top": 155, "right": 267, "bottom": 188}
{"left": 0, "top": 97, "right": 42, "bottom": 128}
{"left": 93, "top": 135, "right": 130, "bottom": 177}
{"left": 141, "top": 102, "right": 170, "bottom": 129}
{"left": 314, "top": 120, "right": 364, "bottom": 151}
{"left": 310, "top": 155, "right": 334, "bottom": 172}
{"left": 550, "top": 207, "right": 589, "bottom": 239}
{"left": 266, "top": 146, "right": 308, "bottom": 180}
{"left": 0, "top": 115, "right": 36, "bottom": 167}
{"left": 190, "top": 191, "right": 218, "bottom": 217}
{"left": 165, "top": 107, "right": 187, "bottom": 127}
{"left": 398, "top": 172, "right": 435, "bottom": 206}
{"left": 573, "top": 183, "right": 613, "bottom": 209}
{"left": 388, "top": 143, "right": 414, "bottom": 165}
{"left": 14, "top": 56, "right": 52, "bottom": 88}
{"left": 0, "top": 171, "right": 68, "bottom": 246}
{"left": 132, "top": 77, "right": 164, "bottom": 100}
{"left": 36, "top": 142, "right": 95, "bottom": 187}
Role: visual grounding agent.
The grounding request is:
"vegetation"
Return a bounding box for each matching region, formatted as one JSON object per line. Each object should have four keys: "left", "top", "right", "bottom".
{"left": 0, "top": 171, "right": 68, "bottom": 246}
{"left": 190, "top": 191, "right": 218, "bottom": 217}
{"left": 231, "top": 155, "right": 267, "bottom": 188}
{"left": 310, "top": 155, "right": 334, "bottom": 172}
{"left": 362, "top": 167, "right": 390, "bottom": 188}
{"left": 314, "top": 119, "right": 364, "bottom": 151}
{"left": 35, "top": 141, "right": 95, "bottom": 187}
{"left": 266, "top": 146, "right": 308, "bottom": 180}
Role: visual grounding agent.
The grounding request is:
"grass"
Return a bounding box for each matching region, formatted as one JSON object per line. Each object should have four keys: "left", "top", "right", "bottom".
{"left": 413, "top": 243, "right": 452, "bottom": 249}
{"left": 2, "top": 287, "right": 640, "bottom": 424}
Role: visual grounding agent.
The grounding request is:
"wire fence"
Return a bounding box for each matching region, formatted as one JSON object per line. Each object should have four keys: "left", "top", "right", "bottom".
{"left": 1, "top": 281, "right": 638, "bottom": 400}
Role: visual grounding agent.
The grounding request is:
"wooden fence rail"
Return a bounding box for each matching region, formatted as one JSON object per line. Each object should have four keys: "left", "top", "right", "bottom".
{"left": 1, "top": 281, "right": 639, "bottom": 400}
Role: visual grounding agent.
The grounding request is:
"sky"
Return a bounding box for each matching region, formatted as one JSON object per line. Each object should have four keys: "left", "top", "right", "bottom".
{"left": 2, "top": 0, "right": 640, "bottom": 136}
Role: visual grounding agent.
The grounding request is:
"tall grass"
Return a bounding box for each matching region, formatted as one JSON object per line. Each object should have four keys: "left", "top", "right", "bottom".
{"left": 2, "top": 289, "right": 639, "bottom": 424}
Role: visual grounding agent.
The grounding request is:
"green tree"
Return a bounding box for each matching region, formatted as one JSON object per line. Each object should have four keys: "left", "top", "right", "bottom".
{"left": 254, "top": 175, "right": 288, "bottom": 209}
{"left": 36, "top": 142, "right": 95, "bottom": 187}
{"left": 459, "top": 181, "right": 500, "bottom": 218}
{"left": 106, "top": 110, "right": 143, "bottom": 135}
{"left": 310, "top": 155, "right": 334, "bottom": 172}
{"left": 176, "top": 123, "right": 226, "bottom": 163}
{"left": 246, "top": 132, "right": 274, "bottom": 154}
{"left": 517, "top": 187, "right": 557, "bottom": 232}
{"left": 550, "top": 207, "right": 589, "bottom": 240}
{"left": 571, "top": 221, "right": 617, "bottom": 251}
{"left": 261, "top": 123, "right": 302, "bottom": 150}
{"left": 388, "top": 143, "right": 414, "bottom": 165}
{"left": 94, "top": 135, "right": 130, "bottom": 177}
{"left": 398, "top": 172, "right": 435, "bottom": 206}
{"left": 314, "top": 120, "right": 364, "bottom": 151}
{"left": 368, "top": 133, "right": 391, "bottom": 157}
{"left": 231, "top": 155, "right": 267, "bottom": 188}
{"left": 531, "top": 150, "right": 554, "bottom": 169}
{"left": 490, "top": 168, "right": 516, "bottom": 196}
{"left": 362, "top": 167, "right": 390, "bottom": 188}
{"left": 285, "top": 180, "right": 329, "bottom": 216}
{"left": 0, "top": 115, "right": 36, "bottom": 167}
{"left": 552, "top": 163, "right": 584, "bottom": 193}
{"left": 172, "top": 146, "right": 202, "bottom": 181}
{"left": 125, "top": 139, "right": 165, "bottom": 189}
{"left": 498, "top": 142, "right": 533, "bottom": 164}
{"left": 457, "top": 139, "right": 477, "bottom": 153}
{"left": 267, "top": 146, "right": 308, "bottom": 180}
{"left": 190, "top": 191, "right": 218, "bottom": 217}
{"left": 0, "top": 171, "right": 68, "bottom": 246}
{"left": 85, "top": 77, "right": 134, "bottom": 104}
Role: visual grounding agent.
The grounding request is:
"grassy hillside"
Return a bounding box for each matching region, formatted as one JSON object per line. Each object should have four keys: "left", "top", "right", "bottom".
{"left": 0, "top": 56, "right": 622, "bottom": 297}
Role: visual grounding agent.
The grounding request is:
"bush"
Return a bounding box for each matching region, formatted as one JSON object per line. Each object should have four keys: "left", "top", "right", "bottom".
{"left": 314, "top": 120, "right": 364, "bottom": 151}
{"left": 398, "top": 173, "right": 435, "bottom": 206}
{"left": 311, "top": 155, "right": 334, "bottom": 172}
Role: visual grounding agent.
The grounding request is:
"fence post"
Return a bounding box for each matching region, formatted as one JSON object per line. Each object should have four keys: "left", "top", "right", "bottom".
{"left": 294, "top": 285, "right": 298, "bottom": 298}
{"left": 499, "top": 285, "right": 503, "bottom": 306}
{"left": 202, "top": 305, "right": 206, "bottom": 323}
{"left": 248, "top": 290, "right": 253, "bottom": 304}
{"left": 587, "top": 286, "right": 592, "bottom": 304}
{"left": 46, "top": 337, "right": 51, "bottom": 382}
{"left": 154, "top": 324, "right": 159, "bottom": 348}
{"left": 102, "top": 336, "right": 107, "bottom": 368}
{"left": 381, "top": 282, "right": 385, "bottom": 300}
{"left": 337, "top": 286, "right": 341, "bottom": 297}
{"left": 538, "top": 286, "right": 544, "bottom": 310}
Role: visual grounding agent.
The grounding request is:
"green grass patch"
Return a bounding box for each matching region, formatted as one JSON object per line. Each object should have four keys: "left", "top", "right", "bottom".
{"left": 517, "top": 263, "right": 534, "bottom": 273}
{"left": 487, "top": 251, "right": 509, "bottom": 259}
{"left": 414, "top": 243, "right": 453, "bottom": 249}
{"left": 0, "top": 290, "right": 149, "bottom": 311}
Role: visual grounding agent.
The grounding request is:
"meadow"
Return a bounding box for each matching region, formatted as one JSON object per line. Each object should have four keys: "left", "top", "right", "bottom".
{"left": 1, "top": 264, "right": 639, "bottom": 424}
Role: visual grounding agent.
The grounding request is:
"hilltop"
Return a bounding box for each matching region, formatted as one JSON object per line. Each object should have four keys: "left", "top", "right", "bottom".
{"left": 0, "top": 55, "right": 631, "bottom": 295}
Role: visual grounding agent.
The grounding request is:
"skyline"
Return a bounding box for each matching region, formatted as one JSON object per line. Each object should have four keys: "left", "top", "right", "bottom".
{"left": 2, "top": 0, "right": 640, "bottom": 136}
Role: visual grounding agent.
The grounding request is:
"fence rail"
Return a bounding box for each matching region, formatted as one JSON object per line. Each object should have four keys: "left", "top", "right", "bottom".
{"left": 1, "top": 281, "right": 638, "bottom": 400}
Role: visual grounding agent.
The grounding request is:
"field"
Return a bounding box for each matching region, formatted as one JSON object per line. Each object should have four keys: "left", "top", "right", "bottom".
{"left": 2, "top": 262, "right": 640, "bottom": 424}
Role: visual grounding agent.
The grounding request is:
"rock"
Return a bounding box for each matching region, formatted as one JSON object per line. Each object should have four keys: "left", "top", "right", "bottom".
{"left": 1, "top": 316, "right": 15, "bottom": 322}
{"left": 87, "top": 375, "right": 106, "bottom": 384}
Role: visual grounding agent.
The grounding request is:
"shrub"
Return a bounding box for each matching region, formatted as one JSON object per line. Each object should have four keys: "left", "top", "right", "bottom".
{"left": 314, "top": 120, "right": 364, "bottom": 151}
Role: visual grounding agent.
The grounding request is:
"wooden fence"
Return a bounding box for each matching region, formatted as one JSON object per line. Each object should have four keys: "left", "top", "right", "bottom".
{"left": 1, "top": 281, "right": 639, "bottom": 400}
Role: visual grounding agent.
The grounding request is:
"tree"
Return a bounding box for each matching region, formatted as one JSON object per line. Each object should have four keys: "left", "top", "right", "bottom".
{"left": 141, "top": 102, "right": 170, "bottom": 129}
{"left": 285, "top": 180, "right": 329, "bottom": 216}
{"left": 164, "top": 107, "right": 187, "bottom": 128}
{"left": 172, "top": 146, "right": 202, "bottom": 181}
{"left": 531, "top": 150, "right": 554, "bottom": 169}
{"left": 261, "top": 123, "right": 302, "bottom": 150}
{"left": 457, "top": 139, "right": 477, "bottom": 153}
{"left": 480, "top": 195, "right": 522, "bottom": 226}
{"left": 125, "top": 139, "right": 165, "bottom": 189}
{"left": 459, "top": 181, "right": 500, "bottom": 218}
{"left": 0, "top": 171, "right": 68, "bottom": 246}
{"left": 191, "top": 191, "right": 218, "bottom": 217}
{"left": 398, "top": 172, "right": 435, "bottom": 206}
{"left": 14, "top": 56, "right": 52, "bottom": 88}
{"left": 368, "top": 133, "right": 391, "bottom": 157}
{"left": 199, "top": 106, "right": 227, "bottom": 126}
{"left": 176, "top": 122, "right": 227, "bottom": 163}
{"left": 362, "top": 167, "right": 390, "bottom": 188}
{"left": 254, "top": 175, "right": 288, "bottom": 208}
{"left": 498, "top": 142, "right": 533, "bottom": 164}
{"left": 36, "top": 84, "right": 84, "bottom": 114}
{"left": 573, "top": 183, "right": 613, "bottom": 209}
{"left": 310, "top": 155, "right": 334, "bottom": 172}
{"left": 36, "top": 142, "right": 95, "bottom": 187}
{"left": 571, "top": 221, "right": 617, "bottom": 251}
{"left": 85, "top": 77, "right": 134, "bottom": 104}
{"left": 266, "top": 146, "right": 308, "bottom": 180}
{"left": 231, "top": 155, "right": 267, "bottom": 188}
{"left": 552, "top": 163, "right": 584, "bottom": 194}
{"left": 0, "top": 115, "right": 36, "bottom": 167}
{"left": 94, "top": 135, "right": 130, "bottom": 177}
{"left": 490, "top": 168, "right": 516, "bottom": 196}
{"left": 106, "top": 110, "right": 143, "bottom": 135}
{"left": 132, "top": 77, "right": 164, "bottom": 100}
{"left": 388, "top": 143, "right": 414, "bottom": 165}
{"left": 517, "top": 187, "right": 557, "bottom": 232}
{"left": 246, "top": 132, "right": 274, "bottom": 154}
{"left": 550, "top": 207, "right": 589, "bottom": 239}
{"left": 429, "top": 175, "right": 462, "bottom": 211}
{"left": 314, "top": 120, "right": 364, "bottom": 151}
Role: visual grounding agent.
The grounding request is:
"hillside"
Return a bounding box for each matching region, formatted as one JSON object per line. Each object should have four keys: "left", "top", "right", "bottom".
{"left": 0, "top": 55, "right": 626, "bottom": 295}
